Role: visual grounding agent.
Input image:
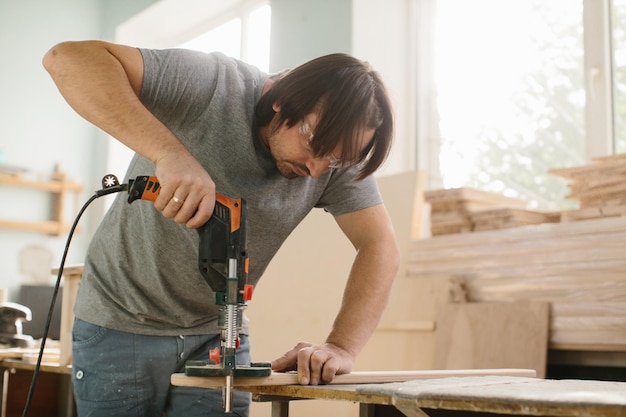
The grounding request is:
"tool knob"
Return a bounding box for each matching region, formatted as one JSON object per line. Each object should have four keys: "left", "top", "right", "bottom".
{"left": 243, "top": 284, "right": 254, "bottom": 301}
{"left": 209, "top": 347, "right": 221, "bottom": 364}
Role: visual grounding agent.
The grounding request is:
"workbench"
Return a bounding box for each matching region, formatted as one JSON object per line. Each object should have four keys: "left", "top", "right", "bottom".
{"left": 0, "top": 358, "right": 74, "bottom": 417}
{"left": 171, "top": 373, "right": 626, "bottom": 417}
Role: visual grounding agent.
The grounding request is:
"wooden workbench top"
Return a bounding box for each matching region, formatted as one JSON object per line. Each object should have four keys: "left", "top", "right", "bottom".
{"left": 358, "top": 376, "right": 626, "bottom": 416}
{"left": 173, "top": 371, "right": 626, "bottom": 416}
{"left": 0, "top": 358, "right": 72, "bottom": 375}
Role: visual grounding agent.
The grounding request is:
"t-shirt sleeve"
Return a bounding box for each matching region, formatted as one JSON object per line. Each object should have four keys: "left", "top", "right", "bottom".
{"left": 138, "top": 49, "right": 263, "bottom": 131}
{"left": 139, "top": 49, "right": 221, "bottom": 125}
{"left": 316, "top": 168, "right": 383, "bottom": 216}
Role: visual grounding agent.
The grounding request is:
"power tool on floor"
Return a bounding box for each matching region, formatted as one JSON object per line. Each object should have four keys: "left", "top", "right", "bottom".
{"left": 0, "top": 302, "right": 34, "bottom": 348}
{"left": 126, "top": 175, "right": 271, "bottom": 413}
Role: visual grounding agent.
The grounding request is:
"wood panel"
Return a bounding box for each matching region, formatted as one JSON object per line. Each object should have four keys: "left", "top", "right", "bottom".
{"left": 550, "top": 153, "right": 626, "bottom": 210}
{"left": 434, "top": 301, "right": 550, "bottom": 378}
{"left": 171, "top": 368, "right": 537, "bottom": 389}
{"left": 407, "top": 216, "right": 626, "bottom": 350}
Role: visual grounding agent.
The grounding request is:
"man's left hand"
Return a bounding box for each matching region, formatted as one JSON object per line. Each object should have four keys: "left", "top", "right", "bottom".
{"left": 271, "top": 342, "right": 354, "bottom": 385}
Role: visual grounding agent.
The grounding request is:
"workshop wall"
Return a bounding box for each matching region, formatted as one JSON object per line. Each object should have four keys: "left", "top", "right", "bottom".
{"left": 270, "top": 0, "right": 352, "bottom": 70}
{"left": 0, "top": 0, "right": 158, "bottom": 301}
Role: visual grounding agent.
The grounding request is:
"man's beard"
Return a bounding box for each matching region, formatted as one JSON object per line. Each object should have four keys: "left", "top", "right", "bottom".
{"left": 275, "top": 160, "right": 310, "bottom": 179}
{"left": 266, "top": 129, "right": 309, "bottom": 179}
{"left": 275, "top": 161, "right": 299, "bottom": 179}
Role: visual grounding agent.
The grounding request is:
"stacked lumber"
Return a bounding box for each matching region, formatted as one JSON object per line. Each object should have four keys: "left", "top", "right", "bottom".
{"left": 406, "top": 216, "right": 626, "bottom": 350}
{"left": 471, "top": 208, "right": 560, "bottom": 232}
{"left": 550, "top": 154, "right": 626, "bottom": 222}
{"left": 425, "top": 188, "right": 558, "bottom": 235}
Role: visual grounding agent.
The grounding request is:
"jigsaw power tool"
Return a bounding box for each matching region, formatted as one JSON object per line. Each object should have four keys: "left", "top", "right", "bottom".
{"left": 126, "top": 175, "right": 271, "bottom": 413}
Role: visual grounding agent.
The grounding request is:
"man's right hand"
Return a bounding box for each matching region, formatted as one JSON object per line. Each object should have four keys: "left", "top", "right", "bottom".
{"left": 153, "top": 151, "right": 216, "bottom": 229}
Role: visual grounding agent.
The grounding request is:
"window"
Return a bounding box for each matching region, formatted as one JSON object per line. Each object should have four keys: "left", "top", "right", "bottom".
{"left": 178, "top": 4, "right": 271, "bottom": 72}
{"left": 612, "top": 0, "right": 626, "bottom": 153}
{"left": 432, "top": 0, "right": 585, "bottom": 210}
{"left": 180, "top": 18, "right": 243, "bottom": 58}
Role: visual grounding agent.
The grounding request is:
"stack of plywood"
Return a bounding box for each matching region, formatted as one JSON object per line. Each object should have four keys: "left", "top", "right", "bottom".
{"left": 425, "top": 188, "right": 557, "bottom": 235}
{"left": 471, "top": 208, "right": 560, "bottom": 232}
{"left": 550, "top": 154, "right": 626, "bottom": 222}
{"left": 406, "top": 216, "right": 626, "bottom": 350}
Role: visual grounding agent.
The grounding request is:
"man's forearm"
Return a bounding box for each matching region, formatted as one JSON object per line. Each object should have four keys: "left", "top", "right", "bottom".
{"left": 325, "top": 237, "right": 399, "bottom": 359}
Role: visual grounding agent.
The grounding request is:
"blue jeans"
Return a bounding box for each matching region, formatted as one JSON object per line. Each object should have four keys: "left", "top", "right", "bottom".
{"left": 71, "top": 318, "right": 251, "bottom": 417}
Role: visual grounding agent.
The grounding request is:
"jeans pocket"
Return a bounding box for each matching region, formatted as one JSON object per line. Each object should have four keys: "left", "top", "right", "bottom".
{"left": 72, "top": 318, "right": 107, "bottom": 346}
{"left": 72, "top": 319, "right": 136, "bottom": 407}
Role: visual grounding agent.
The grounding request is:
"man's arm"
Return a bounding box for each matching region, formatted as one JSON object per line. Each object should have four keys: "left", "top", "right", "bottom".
{"left": 272, "top": 203, "right": 400, "bottom": 385}
{"left": 42, "top": 40, "right": 215, "bottom": 228}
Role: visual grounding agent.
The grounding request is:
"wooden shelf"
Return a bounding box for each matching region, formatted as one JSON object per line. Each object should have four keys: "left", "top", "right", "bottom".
{"left": 0, "top": 167, "right": 83, "bottom": 236}
{"left": 0, "top": 219, "right": 72, "bottom": 235}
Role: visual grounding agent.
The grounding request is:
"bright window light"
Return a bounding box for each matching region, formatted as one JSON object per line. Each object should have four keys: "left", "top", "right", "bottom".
{"left": 178, "top": 4, "right": 271, "bottom": 72}
{"left": 612, "top": 0, "right": 626, "bottom": 154}
{"left": 180, "top": 18, "right": 242, "bottom": 59}
{"left": 434, "top": 0, "right": 584, "bottom": 209}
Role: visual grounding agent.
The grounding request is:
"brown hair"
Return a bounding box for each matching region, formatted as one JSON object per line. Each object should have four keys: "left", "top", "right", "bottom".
{"left": 255, "top": 53, "right": 394, "bottom": 180}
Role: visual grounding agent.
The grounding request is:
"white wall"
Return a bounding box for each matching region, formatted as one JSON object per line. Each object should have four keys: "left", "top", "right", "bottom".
{"left": 353, "top": 0, "right": 417, "bottom": 177}
{"left": 0, "top": 0, "right": 99, "bottom": 301}
{"left": 269, "top": 0, "right": 352, "bottom": 70}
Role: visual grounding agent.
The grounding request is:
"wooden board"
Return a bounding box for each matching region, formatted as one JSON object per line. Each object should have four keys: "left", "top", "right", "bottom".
{"left": 424, "top": 188, "right": 526, "bottom": 207}
{"left": 549, "top": 154, "right": 626, "bottom": 179}
{"left": 0, "top": 348, "right": 62, "bottom": 367}
{"left": 561, "top": 204, "right": 626, "bottom": 222}
{"left": 434, "top": 301, "right": 550, "bottom": 378}
{"left": 0, "top": 349, "right": 29, "bottom": 359}
{"left": 357, "top": 376, "right": 626, "bottom": 416}
{"left": 424, "top": 187, "right": 543, "bottom": 236}
{"left": 51, "top": 264, "right": 83, "bottom": 366}
{"left": 407, "top": 216, "right": 626, "bottom": 350}
{"left": 550, "top": 154, "right": 626, "bottom": 212}
{"left": 0, "top": 358, "right": 72, "bottom": 375}
{"left": 171, "top": 368, "right": 537, "bottom": 388}
{"left": 471, "top": 208, "right": 560, "bottom": 232}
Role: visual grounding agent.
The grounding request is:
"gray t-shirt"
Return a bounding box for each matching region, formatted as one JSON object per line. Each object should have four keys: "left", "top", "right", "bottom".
{"left": 74, "top": 49, "right": 382, "bottom": 336}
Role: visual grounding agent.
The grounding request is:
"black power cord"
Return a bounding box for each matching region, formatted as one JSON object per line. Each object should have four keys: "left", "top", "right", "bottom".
{"left": 21, "top": 174, "right": 127, "bottom": 417}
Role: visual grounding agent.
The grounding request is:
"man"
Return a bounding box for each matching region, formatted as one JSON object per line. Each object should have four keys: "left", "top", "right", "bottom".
{"left": 43, "top": 40, "right": 399, "bottom": 417}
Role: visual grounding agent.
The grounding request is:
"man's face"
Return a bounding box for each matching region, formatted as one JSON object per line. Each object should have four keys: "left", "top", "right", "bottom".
{"left": 266, "top": 112, "right": 375, "bottom": 179}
